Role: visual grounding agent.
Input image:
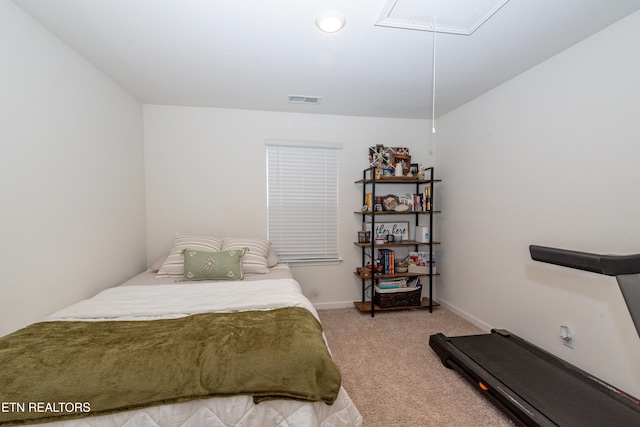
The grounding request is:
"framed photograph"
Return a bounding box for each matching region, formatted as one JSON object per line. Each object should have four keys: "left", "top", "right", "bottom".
{"left": 391, "top": 153, "right": 412, "bottom": 174}
{"left": 363, "top": 221, "right": 409, "bottom": 241}
{"left": 409, "top": 163, "right": 419, "bottom": 176}
{"left": 368, "top": 146, "right": 410, "bottom": 169}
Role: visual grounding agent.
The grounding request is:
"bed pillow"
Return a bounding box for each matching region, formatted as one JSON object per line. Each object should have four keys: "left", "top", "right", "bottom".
{"left": 180, "top": 248, "right": 245, "bottom": 281}
{"left": 267, "top": 247, "right": 279, "bottom": 267}
{"left": 156, "top": 234, "right": 223, "bottom": 278}
{"left": 148, "top": 253, "right": 168, "bottom": 272}
{"left": 221, "top": 238, "right": 271, "bottom": 274}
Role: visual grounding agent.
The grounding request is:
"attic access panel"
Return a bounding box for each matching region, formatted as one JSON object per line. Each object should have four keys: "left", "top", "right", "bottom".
{"left": 375, "top": 0, "right": 510, "bottom": 35}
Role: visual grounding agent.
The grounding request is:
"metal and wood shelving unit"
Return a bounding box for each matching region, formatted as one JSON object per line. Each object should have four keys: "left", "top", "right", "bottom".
{"left": 354, "top": 167, "right": 441, "bottom": 316}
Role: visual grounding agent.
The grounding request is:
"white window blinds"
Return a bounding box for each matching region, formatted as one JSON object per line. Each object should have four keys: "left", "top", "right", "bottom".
{"left": 266, "top": 139, "right": 342, "bottom": 264}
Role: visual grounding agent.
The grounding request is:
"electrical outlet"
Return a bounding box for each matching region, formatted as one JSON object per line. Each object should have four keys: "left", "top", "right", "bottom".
{"left": 560, "top": 325, "right": 575, "bottom": 349}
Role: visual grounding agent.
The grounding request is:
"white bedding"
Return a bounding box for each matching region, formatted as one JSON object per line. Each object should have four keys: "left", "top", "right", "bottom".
{"left": 46, "top": 279, "right": 318, "bottom": 322}
{"left": 34, "top": 273, "right": 362, "bottom": 427}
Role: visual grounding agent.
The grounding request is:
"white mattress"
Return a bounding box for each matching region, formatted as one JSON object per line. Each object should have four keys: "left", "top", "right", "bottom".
{"left": 33, "top": 267, "right": 362, "bottom": 427}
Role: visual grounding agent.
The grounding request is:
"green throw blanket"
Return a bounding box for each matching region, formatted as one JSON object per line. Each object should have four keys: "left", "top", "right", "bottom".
{"left": 0, "top": 307, "right": 341, "bottom": 426}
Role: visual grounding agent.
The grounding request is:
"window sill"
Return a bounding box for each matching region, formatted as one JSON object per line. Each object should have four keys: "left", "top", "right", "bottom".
{"left": 283, "top": 258, "right": 343, "bottom": 267}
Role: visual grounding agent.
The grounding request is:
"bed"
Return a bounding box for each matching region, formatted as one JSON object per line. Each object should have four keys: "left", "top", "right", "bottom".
{"left": 0, "top": 236, "right": 362, "bottom": 427}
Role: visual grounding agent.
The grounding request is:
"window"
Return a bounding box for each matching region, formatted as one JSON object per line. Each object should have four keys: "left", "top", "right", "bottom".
{"left": 266, "top": 139, "right": 342, "bottom": 265}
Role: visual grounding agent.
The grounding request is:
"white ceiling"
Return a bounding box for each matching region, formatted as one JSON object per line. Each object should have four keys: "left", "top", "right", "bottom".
{"left": 12, "top": 0, "right": 640, "bottom": 119}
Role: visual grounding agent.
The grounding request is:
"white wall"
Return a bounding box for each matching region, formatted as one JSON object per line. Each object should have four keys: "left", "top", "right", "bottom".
{"left": 0, "top": 2, "right": 147, "bottom": 336}
{"left": 144, "top": 105, "right": 434, "bottom": 306}
{"left": 436, "top": 11, "right": 640, "bottom": 396}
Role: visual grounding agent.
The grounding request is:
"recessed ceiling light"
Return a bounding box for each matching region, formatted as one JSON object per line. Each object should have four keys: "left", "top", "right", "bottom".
{"left": 316, "top": 10, "right": 346, "bottom": 33}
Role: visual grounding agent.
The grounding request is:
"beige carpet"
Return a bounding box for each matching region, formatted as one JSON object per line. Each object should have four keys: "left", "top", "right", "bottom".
{"left": 318, "top": 307, "right": 515, "bottom": 427}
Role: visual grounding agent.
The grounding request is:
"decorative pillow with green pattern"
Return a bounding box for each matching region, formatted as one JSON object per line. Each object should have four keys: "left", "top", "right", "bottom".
{"left": 180, "top": 248, "right": 246, "bottom": 281}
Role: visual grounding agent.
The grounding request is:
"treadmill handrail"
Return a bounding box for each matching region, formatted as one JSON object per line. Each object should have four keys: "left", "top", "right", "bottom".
{"left": 529, "top": 245, "right": 640, "bottom": 276}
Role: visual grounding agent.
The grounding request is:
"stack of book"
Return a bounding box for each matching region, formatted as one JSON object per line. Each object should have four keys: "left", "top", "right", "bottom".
{"left": 377, "top": 249, "right": 395, "bottom": 275}
{"left": 378, "top": 278, "right": 408, "bottom": 289}
{"left": 411, "top": 186, "right": 432, "bottom": 211}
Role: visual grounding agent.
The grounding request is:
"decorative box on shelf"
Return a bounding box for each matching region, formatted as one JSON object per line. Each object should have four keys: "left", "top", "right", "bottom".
{"left": 374, "top": 285, "right": 422, "bottom": 308}
{"left": 356, "top": 267, "right": 372, "bottom": 279}
{"left": 408, "top": 251, "right": 436, "bottom": 274}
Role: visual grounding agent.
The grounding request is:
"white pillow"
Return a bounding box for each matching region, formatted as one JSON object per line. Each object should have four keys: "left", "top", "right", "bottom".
{"left": 221, "top": 238, "right": 271, "bottom": 274}
{"left": 156, "top": 234, "right": 223, "bottom": 278}
{"left": 267, "top": 247, "right": 279, "bottom": 268}
{"left": 148, "top": 253, "right": 167, "bottom": 272}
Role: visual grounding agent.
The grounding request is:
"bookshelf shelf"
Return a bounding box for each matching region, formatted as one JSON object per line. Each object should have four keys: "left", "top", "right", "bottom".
{"left": 353, "top": 240, "right": 440, "bottom": 248}
{"left": 353, "top": 271, "right": 440, "bottom": 279}
{"left": 354, "top": 297, "right": 440, "bottom": 313}
{"left": 354, "top": 210, "right": 441, "bottom": 215}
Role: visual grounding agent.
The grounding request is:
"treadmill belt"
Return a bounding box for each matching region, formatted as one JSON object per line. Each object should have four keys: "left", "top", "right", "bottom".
{"left": 434, "top": 332, "right": 640, "bottom": 427}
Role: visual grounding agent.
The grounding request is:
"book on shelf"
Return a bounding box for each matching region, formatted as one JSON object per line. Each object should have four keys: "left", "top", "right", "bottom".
{"left": 378, "top": 278, "right": 407, "bottom": 289}
{"left": 377, "top": 249, "right": 395, "bottom": 275}
{"left": 412, "top": 193, "right": 423, "bottom": 212}
{"left": 410, "top": 192, "right": 432, "bottom": 212}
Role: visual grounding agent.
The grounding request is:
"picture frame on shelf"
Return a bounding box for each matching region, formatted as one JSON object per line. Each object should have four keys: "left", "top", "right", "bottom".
{"left": 357, "top": 231, "right": 371, "bottom": 243}
{"left": 381, "top": 194, "right": 399, "bottom": 211}
{"left": 391, "top": 153, "right": 412, "bottom": 174}
{"left": 368, "top": 145, "right": 410, "bottom": 170}
{"left": 363, "top": 221, "right": 409, "bottom": 241}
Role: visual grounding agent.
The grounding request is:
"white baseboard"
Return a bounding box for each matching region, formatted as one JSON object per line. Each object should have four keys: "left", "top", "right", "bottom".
{"left": 313, "top": 301, "right": 356, "bottom": 311}
{"left": 433, "top": 297, "right": 494, "bottom": 332}
{"left": 313, "top": 298, "right": 495, "bottom": 333}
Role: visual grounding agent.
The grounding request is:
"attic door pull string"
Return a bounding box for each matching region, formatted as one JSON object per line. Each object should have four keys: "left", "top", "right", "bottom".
{"left": 432, "top": 16, "right": 437, "bottom": 134}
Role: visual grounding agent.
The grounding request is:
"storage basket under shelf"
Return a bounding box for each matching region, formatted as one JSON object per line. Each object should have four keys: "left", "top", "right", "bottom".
{"left": 374, "top": 285, "right": 422, "bottom": 308}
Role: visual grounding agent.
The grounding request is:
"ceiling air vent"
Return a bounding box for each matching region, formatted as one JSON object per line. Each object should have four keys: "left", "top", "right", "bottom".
{"left": 288, "top": 95, "right": 322, "bottom": 104}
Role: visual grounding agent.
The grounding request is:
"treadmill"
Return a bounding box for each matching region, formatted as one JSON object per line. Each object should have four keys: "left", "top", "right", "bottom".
{"left": 429, "top": 245, "right": 640, "bottom": 426}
